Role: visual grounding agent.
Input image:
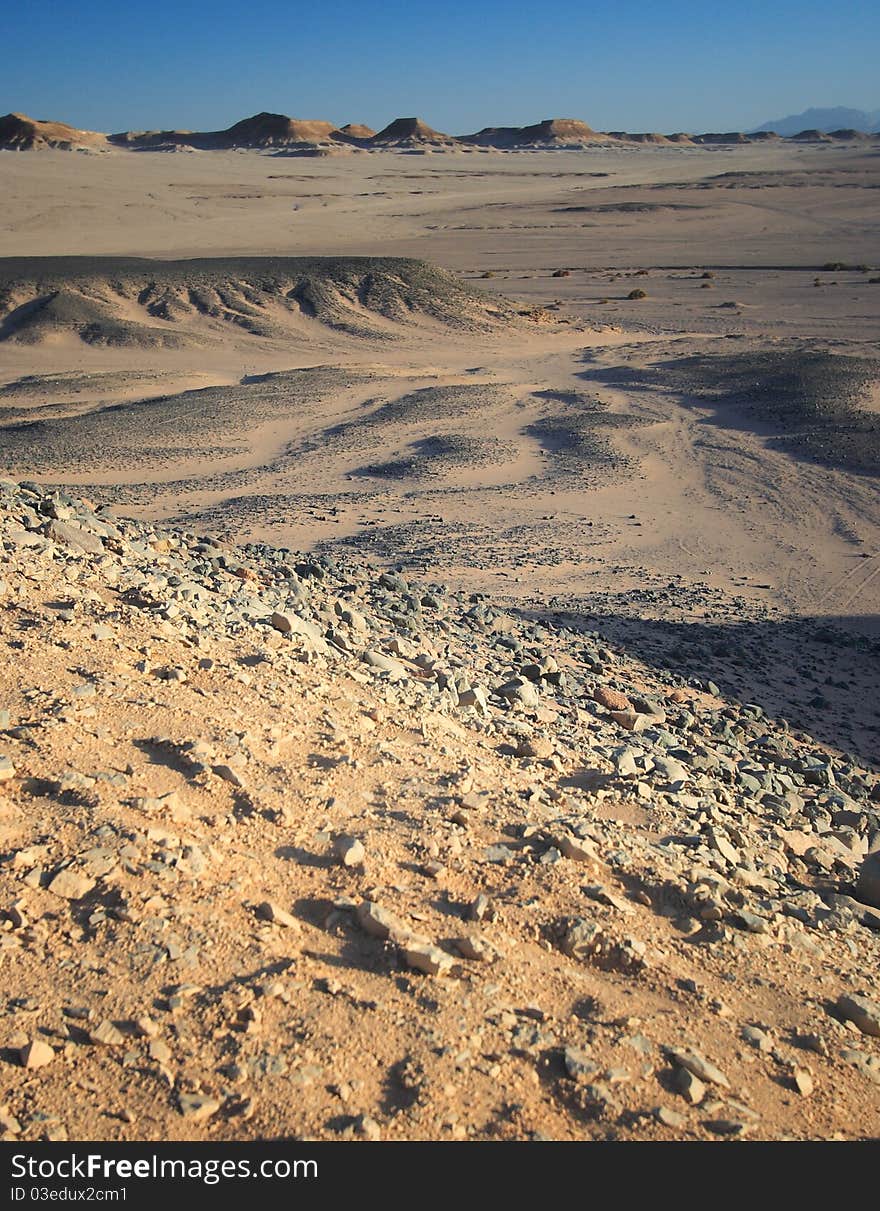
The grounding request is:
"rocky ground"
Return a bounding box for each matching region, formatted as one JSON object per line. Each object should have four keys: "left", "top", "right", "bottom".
{"left": 1, "top": 479, "right": 879, "bottom": 1142}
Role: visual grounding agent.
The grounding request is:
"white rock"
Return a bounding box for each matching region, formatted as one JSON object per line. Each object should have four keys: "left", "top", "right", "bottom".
{"left": 400, "top": 941, "right": 453, "bottom": 976}
{"left": 334, "top": 834, "right": 365, "bottom": 867}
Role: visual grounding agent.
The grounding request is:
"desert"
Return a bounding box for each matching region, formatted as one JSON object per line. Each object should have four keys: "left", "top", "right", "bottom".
{"left": 0, "top": 104, "right": 878, "bottom": 1147}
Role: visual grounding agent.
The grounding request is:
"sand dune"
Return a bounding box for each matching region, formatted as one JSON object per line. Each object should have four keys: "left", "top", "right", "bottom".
{"left": 0, "top": 256, "right": 521, "bottom": 347}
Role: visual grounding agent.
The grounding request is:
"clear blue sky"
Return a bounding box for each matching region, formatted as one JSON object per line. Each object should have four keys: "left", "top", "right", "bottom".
{"left": 2, "top": 0, "right": 877, "bottom": 134}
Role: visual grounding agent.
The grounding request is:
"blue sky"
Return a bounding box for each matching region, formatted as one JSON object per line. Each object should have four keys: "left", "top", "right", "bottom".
{"left": 2, "top": 0, "right": 878, "bottom": 134}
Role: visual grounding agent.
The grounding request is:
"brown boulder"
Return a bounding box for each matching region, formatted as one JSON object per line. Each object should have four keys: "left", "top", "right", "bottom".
{"left": 593, "top": 686, "right": 632, "bottom": 711}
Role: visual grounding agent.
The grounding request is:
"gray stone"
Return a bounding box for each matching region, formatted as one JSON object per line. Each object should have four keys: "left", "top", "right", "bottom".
{"left": 674, "top": 1067, "right": 706, "bottom": 1104}
{"left": 495, "top": 678, "right": 540, "bottom": 709}
{"left": 45, "top": 519, "right": 104, "bottom": 555}
{"left": 837, "top": 993, "right": 880, "bottom": 1037}
{"left": 270, "top": 611, "right": 327, "bottom": 650}
{"left": 667, "top": 1049, "right": 730, "bottom": 1089}
{"left": 90, "top": 1019, "right": 125, "bottom": 1047}
{"left": 362, "top": 649, "right": 407, "bottom": 679}
{"left": 563, "top": 1047, "right": 600, "bottom": 1083}
{"left": 856, "top": 850, "right": 880, "bottom": 909}
{"left": 212, "top": 764, "right": 245, "bottom": 788}
{"left": 840, "top": 1048, "right": 880, "bottom": 1084}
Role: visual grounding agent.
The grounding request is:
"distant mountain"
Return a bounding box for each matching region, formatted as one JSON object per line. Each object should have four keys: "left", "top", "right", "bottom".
{"left": 110, "top": 111, "right": 342, "bottom": 150}
{"left": 508, "top": 118, "right": 603, "bottom": 145}
{"left": 751, "top": 106, "right": 880, "bottom": 135}
{"left": 367, "top": 117, "right": 454, "bottom": 146}
{"left": 461, "top": 118, "right": 607, "bottom": 147}
{"left": 5, "top": 107, "right": 880, "bottom": 155}
{"left": 0, "top": 112, "right": 107, "bottom": 150}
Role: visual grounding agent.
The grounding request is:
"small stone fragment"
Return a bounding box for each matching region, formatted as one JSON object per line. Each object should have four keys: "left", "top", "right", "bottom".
{"left": 356, "top": 901, "right": 406, "bottom": 941}
{"left": 564, "top": 1046, "right": 600, "bottom": 1083}
{"left": 668, "top": 1049, "right": 730, "bottom": 1089}
{"left": 593, "top": 686, "right": 632, "bottom": 711}
{"left": 255, "top": 901, "right": 299, "bottom": 930}
{"left": 178, "top": 1093, "right": 220, "bottom": 1121}
{"left": 149, "top": 1039, "right": 173, "bottom": 1065}
{"left": 675, "top": 1067, "right": 706, "bottom": 1105}
{"left": 856, "top": 851, "right": 880, "bottom": 909}
{"left": 741, "top": 1025, "right": 772, "bottom": 1052}
{"left": 212, "top": 764, "right": 245, "bottom": 788}
{"left": 837, "top": 993, "right": 880, "bottom": 1037}
{"left": 334, "top": 834, "right": 365, "bottom": 868}
{"left": 793, "top": 1068, "right": 814, "bottom": 1097}
{"left": 454, "top": 934, "right": 494, "bottom": 962}
{"left": 90, "top": 1019, "right": 125, "bottom": 1047}
{"left": 400, "top": 941, "right": 454, "bottom": 976}
{"left": 47, "top": 868, "right": 95, "bottom": 900}
{"left": 558, "top": 833, "right": 599, "bottom": 864}
{"left": 20, "top": 1039, "right": 55, "bottom": 1069}
{"left": 468, "top": 893, "right": 495, "bottom": 922}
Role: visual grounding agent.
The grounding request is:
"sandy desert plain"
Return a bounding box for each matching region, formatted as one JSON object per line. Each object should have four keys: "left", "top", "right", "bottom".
{"left": 0, "top": 136, "right": 879, "bottom": 1143}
